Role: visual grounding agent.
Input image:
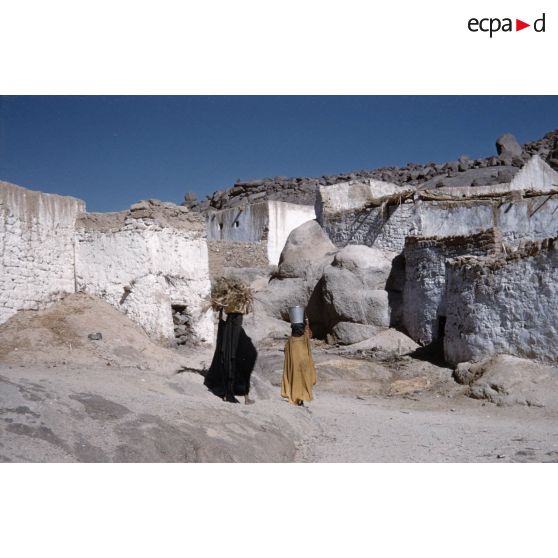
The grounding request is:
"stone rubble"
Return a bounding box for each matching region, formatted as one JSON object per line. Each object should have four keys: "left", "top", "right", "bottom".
{"left": 188, "top": 129, "right": 558, "bottom": 212}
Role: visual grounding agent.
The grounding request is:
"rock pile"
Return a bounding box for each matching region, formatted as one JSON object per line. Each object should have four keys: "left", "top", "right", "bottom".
{"left": 186, "top": 129, "right": 558, "bottom": 212}
{"left": 172, "top": 305, "right": 193, "bottom": 346}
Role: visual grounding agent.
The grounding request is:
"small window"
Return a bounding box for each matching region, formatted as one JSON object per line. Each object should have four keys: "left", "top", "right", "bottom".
{"left": 218, "top": 223, "right": 223, "bottom": 230}
{"left": 233, "top": 221, "right": 240, "bottom": 228}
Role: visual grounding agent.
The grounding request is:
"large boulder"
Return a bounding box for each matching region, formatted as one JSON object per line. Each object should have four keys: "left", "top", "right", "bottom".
{"left": 332, "top": 245, "right": 393, "bottom": 289}
{"left": 332, "top": 322, "right": 379, "bottom": 345}
{"left": 321, "top": 244, "right": 394, "bottom": 331}
{"left": 322, "top": 265, "right": 390, "bottom": 326}
{"left": 256, "top": 277, "right": 309, "bottom": 321}
{"left": 496, "top": 133, "right": 523, "bottom": 158}
{"left": 242, "top": 306, "right": 291, "bottom": 344}
{"left": 257, "top": 220, "right": 337, "bottom": 336}
{"left": 340, "top": 329, "right": 419, "bottom": 355}
{"left": 277, "top": 220, "right": 337, "bottom": 280}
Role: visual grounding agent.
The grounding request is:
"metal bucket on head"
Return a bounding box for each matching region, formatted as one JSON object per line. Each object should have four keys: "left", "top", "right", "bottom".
{"left": 288, "top": 305, "right": 305, "bottom": 324}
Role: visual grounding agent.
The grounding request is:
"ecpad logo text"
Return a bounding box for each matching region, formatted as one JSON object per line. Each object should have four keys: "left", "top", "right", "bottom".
{"left": 468, "top": 13, "right": 546, "bottom": 37}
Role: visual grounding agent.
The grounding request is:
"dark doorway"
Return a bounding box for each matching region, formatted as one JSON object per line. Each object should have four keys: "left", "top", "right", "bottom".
{"left": 437, "top": 315, "right": 446, "bottom": 341}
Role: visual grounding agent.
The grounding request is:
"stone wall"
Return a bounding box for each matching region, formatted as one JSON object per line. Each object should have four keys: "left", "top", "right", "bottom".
{"left": 0, "top": 181, "right": 85, "bottom": 324}
{"left": 207, "top": 240, "right": 269, "bottom": 278}
{"left": 376, "top": 203, "right": 418, "bottom": 251}
{"left": 444, "top": 238, "right": 558, "bottom": 364}
{"left": 403, "top": 229, "right": 501, "bottom": 345}
{"left": 75, "top": 201, "right": 213, "bottom": 345}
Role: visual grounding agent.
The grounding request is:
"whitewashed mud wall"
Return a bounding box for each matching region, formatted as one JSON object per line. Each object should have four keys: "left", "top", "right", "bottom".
{"left": 444, "top": 238, "right": 558, "bottom": 365}
{"left": 318, "top": 202, "right": 418, "bottom": 251}
{"left": 207, "top": 200, "right": 315, "bottom": 266}
{"left": 420, "top": 197, "right": 558, "bottom": 242}
{"left": 207, "top": 202, "right": 269, "bottom": 242}
{"left": 498, "top": 196, "right": 558, "bottom": 243}
{"left": 418, "top": 202, "right": 494, "bottom": 238}
{"left": 403, "top": 230, "right": 500, "bottom": 345}
{"left": 75, "top": 208, "right": 213, "bottom": 345}
{"left": 509, "top": 154, "right": 558, "bottom": 192}
{"left": 0, "top": 181, "right": 85, "bottom": 324}
{"left": 316, "top": 178, "right": 411, "bottom": 220}
{"left": 319, "top": 195, "right": 558, "bottom": 252}
{"left": 266, "top": 201, "right": 316, "bottom": 265}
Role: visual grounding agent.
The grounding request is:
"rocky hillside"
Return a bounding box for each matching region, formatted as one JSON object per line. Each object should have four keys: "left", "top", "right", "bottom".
{"left": 185, "top": 128, "right": 558, "bottom": 212}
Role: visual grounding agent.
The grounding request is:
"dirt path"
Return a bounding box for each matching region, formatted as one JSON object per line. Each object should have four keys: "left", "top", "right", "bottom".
{"left": 294, "top": 390, "right": 558, "bottom": 462}
{"left": 2, "top": 349, "right": 558, "bottom": 463}
{"left": 3, "top": 295, "right": 558, "bottom": 463}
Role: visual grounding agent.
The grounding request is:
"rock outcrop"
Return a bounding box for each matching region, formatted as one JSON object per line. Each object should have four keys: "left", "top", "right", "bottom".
{"left": 256, "top": 220, "right": 337, "bottom": 331}
{"left": 321, "top": 245, "right": 395, "bottom": 344}
{"left": 188, "top": 129, "right": 558, "bottom": 212}
{"left": 276, "top": 220, "right": 337, "bottom": 281}
{"left": 496, "top": 132, "right": 523, "bottom": 158}
{"left": 454, "top": 355, "right": 558, "bottom": 408}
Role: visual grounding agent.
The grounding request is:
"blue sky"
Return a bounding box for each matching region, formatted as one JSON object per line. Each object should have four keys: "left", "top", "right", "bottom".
{"left": 0, "top": 96, "right": 557, "bottom": 212}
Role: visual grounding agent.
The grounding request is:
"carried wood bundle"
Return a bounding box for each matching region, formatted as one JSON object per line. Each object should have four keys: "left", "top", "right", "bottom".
{"left": 210, "top": 277, "right": 253, "bottom": 315}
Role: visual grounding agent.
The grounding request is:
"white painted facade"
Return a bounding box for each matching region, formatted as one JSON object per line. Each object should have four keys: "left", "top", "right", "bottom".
{"left": 207, "top": 200, "right": 316, "bottom": 265}
{"left": 509, "top": 154, "right": 558, "bottom": 192}
{"left": 318, "top": 156, "right": 558, "bottom": 252}
{"left": 0, "top": 182, "right": 214, "bottom": 345}
{"left": 75, "top": 212, "right": 214, "bottom": 345}
{"left": 0, "top": 181, "right": 85, "bottom": 324}
{"left": 267, "top": 201, "right": 317, "bottom": 265}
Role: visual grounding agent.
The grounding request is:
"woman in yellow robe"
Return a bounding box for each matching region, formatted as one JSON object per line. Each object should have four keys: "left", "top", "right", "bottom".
{"left": 281, "top": 323, "right": 317, "bottom": 406}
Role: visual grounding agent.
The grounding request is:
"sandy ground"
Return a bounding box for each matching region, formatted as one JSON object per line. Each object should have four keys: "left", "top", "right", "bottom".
{"left": 295, "top": 391, "right": 558, "bottom": 462}
{"left": 2, "top": 295, "right": 558, "bottom": 463}
{"left": 0, "top": 362, "right": 311, "bottom": 462}
{"left": 2, "top": 354, "right": 557, "bottom": 463}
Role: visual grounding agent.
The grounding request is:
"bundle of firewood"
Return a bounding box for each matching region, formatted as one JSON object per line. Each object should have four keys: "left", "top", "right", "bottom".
{"left": 210, "top": 277, "right": 253, "bottom": 314}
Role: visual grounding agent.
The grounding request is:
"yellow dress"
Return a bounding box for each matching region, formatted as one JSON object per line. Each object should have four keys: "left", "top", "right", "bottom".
{"left": 281, "top": 333, "right": 317, "bottom": 404}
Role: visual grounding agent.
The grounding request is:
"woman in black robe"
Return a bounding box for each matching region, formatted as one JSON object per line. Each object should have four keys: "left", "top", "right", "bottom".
{"left": 204, "top": 309, "right": 257, "bottom": 404}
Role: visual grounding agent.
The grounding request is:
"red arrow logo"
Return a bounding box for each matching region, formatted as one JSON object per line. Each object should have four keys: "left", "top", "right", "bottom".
{"left": 516, "top": 19, "right": 530, "bottom": 31}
